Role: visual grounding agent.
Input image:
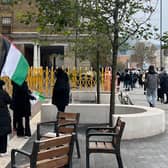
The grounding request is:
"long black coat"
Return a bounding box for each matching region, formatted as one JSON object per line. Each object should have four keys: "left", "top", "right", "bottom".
{"left": 160, "top": 72, "right": 168, "bottom": 93}
{"left": 11, "top": 81, "right": 34, "bottom": 117}
{"left": 0, "top": 89, "right": 12, "bottom": 135}
{"left": 52, "top": 71, "right": 70, "bottom": 108}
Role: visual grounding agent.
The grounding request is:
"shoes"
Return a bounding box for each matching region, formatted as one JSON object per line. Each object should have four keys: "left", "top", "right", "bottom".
{"left": 17, "top": 135, "right": 24, "bottom": 138}
{"left": 24, "top": 136, "right": 31, "bottom": 139}
{"left": 149, "top": 103, "right": 154, "bottom": 107}
{"left": 0, "top": 152, "right": 8, "bottom": 157}
{"left": 24, "top": 136, "right": 29, "bottom": 139}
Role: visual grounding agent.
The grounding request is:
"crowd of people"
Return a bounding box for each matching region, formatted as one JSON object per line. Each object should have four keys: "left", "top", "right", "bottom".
{"left": 117, "top": 65, "right": 168, "bottom": 108}
{"left": 117, "top": 68, "right": 145, "bottom": 91}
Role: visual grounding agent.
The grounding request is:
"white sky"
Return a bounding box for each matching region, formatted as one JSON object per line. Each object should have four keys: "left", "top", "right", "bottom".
{"left": 150, "top": 0, "right": 168, "bottom": 44}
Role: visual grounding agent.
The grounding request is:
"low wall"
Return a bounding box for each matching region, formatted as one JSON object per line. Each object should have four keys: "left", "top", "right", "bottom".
{"left": 71, "top": 91, "right": 110, "bottom": 104}
{"left": 41, "top": 103, "right": 165, "bottom": 140}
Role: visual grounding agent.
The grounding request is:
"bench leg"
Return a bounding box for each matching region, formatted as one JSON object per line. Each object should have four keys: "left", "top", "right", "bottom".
{"left": 86, "top": 151, "right": 90, "bottom": 168}
{"left": 116, "top": 153, "right": 123, "bottom": 168}
{"left": 75, "top": 135, "right": 81, "bottom": 158}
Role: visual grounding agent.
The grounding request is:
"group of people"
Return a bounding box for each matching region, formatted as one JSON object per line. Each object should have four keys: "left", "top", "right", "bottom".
{"left": 119, "top": 65, "right": 168, "bottom": 108}
{"left": 0, "top": 67, "right": 70, "bottom": 157}
{"left": 0, "top": 80, "right": 36, "bottom": 156}
{"left": 117, "top": 69, "right": 144, "bottom": 91}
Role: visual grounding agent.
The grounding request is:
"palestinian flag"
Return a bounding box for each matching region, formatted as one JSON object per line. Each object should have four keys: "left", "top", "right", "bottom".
{"left": 32, "top": 91, "right": 46, "bottom": 102}
{"left": 0, "top": 35, "right": 29, "bottom": 85}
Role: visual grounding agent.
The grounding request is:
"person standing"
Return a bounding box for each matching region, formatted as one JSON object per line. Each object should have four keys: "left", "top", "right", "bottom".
{"left": 159, "top": 69, "right": 168, "bottom": 103}
{"left": 124, "top": 69, "right": 130, "bottom": 91}
{"left": 144, "top": 65, "right": 159, "bottom": 107}
{"left": 52, "top": 68, "right": 70, "bottom": 112}
{"left": 11, "top": 81, "right": 35, "bottom": 137}
{"left": 0, "top": 80, "right": 12, "bottom": 156}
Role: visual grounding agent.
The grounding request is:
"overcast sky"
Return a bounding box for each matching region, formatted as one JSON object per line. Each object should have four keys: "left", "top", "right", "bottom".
{"left": 150, "top": 0, "right": 168, "bottom": 44}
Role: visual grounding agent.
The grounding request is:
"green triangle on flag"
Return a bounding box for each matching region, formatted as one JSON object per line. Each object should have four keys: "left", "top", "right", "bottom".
{"left": 33, "top": 91, "right": 46, "bottom": 102}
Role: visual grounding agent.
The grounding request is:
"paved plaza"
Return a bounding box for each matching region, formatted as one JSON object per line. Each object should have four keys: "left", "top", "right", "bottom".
{"left": 1, "top": 87, "right": 168, "bottom": 168}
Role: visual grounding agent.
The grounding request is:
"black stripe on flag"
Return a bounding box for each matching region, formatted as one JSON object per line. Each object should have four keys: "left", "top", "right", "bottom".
{"left": 0, "top": 36, "right": 11, "bottom": 75}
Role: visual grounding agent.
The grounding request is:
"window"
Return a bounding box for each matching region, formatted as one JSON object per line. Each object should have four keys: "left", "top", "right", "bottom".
{"left": 1, "top": 0, "right": 12, "bottom": 4}
{"left": 2, "top": 17, "right": 12, "bottom": 25}
{"left": 1, "top": 17, "right": 12, "bottom": 34}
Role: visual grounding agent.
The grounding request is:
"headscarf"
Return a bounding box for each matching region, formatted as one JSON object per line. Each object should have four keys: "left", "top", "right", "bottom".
{"left": 0, "top": 79, "right": 5, "bottom": 89}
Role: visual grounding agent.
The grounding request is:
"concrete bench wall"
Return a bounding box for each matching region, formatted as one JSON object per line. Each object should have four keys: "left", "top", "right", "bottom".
{"left": 71, "top": 91, "right": 111, "bottom": 104}
{"left": 41, "top": 103, "right": 165, "bottom": 140}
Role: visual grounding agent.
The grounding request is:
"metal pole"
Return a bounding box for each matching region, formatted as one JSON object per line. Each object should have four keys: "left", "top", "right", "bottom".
{"left": 75, "top": 0, "right": 78, "bottom": 68}
{"left": 160, "top": 0, "right": 163, "bottom": 68}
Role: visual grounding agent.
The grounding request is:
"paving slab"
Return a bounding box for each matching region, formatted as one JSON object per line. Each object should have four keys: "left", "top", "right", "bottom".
{"left": 2, "top": 87, "right": 168, "bottom": 168}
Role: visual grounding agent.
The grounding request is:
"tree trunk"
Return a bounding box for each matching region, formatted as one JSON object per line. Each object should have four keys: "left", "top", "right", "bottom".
{"left": 109, "top": 1, "right": 119, "bottom": 127}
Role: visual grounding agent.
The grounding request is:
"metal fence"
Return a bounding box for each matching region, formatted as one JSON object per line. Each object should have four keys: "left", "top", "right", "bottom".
{"left": 0, "top": 66, "right": 117, "bottom": 97}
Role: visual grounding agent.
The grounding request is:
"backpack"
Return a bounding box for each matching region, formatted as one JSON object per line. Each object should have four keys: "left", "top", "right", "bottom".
{"left": 146, "top": 73, "right": 158, "bottom": 90}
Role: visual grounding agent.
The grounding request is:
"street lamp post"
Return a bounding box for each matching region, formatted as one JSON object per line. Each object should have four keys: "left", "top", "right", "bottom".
{"left": 75, "top": 0, "right": 78, "bottom": 68}
{"left": 160, "top": 0, "right": 163, "bottom": 68}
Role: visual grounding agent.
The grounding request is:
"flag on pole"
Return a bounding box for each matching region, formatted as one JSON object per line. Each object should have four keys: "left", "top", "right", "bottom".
{"left": 33, "top": 91, "right": 46, "bottom": 102}
{"left": 0, "top": 35, "right": 29, "bottom": 85}
{"left": 30, "top": 91, "right": 46, "bottom": 105}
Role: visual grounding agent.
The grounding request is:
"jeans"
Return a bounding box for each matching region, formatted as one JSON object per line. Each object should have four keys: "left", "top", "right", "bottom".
{"left": 146, "top": 89, "right": 157, "bottom": 107}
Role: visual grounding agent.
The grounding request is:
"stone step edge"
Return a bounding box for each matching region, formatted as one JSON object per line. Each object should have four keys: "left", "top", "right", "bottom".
{"left": 0, "top": 110, "right": 41, "bottom": 168}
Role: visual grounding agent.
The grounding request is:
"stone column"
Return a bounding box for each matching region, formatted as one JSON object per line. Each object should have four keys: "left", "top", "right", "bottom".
{"left": 33, "top": 44, "right": 38, "bottom": 67}
{"left": 37, "top": 45, "right": 41, "bottom": 67}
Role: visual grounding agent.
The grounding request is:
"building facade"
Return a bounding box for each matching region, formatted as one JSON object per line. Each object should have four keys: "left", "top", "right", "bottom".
{"left": 0, "top": 0, "right": 72, "bottom": 68}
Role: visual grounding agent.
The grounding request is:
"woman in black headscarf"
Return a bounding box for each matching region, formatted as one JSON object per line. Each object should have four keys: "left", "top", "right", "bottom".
{"left": 52, "top": 68, "right": 70, "bottom": 112}
{"left": 0, "top": 80, "right": 12, "bottom": 156}
{"left": 11, "top": 81, "right": 35, "bottom": 137}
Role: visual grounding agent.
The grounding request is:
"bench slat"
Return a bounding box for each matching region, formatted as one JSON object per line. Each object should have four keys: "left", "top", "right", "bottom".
{"left": 38, "top": 145, "right": 69, "bottom": 161}
{"left": 37, "top": 156, "right": 68, "bottom": 168}
{"left": 105, "top": 142, "right": 113, "bottom": 149}
{"left": 97, "top": 142, "right": 105, "bottom": 149}
{"left": 89, "top": 142, "right": 97, "bottom": 149}
{"left": 39, "top": 135, "right": 71, "bottom": 150}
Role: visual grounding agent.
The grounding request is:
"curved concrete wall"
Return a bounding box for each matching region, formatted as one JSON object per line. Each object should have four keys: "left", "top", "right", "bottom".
{"left": 41, "top": 103, "right": 165, "bottom": 140}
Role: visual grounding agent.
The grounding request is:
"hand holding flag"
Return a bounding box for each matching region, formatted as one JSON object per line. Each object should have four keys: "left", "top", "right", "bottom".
{"left": 0, "top": 35, "right": 29, "bottom": 85}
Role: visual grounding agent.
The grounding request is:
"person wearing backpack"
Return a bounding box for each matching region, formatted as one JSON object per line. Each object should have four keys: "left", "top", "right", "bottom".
{"left": 144, "top": 65, "right": 159, "bottom": 107}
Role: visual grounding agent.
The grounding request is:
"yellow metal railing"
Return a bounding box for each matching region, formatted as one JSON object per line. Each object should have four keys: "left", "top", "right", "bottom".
{"left": 0, "top": 66, "right": 116, "bottom": 97}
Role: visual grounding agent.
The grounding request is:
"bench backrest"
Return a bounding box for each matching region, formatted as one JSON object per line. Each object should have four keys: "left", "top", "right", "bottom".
{"left": 57, "top": 112, "right": 80, "bottom": 134}
{"left": 112, "top": 117, "right": 125, "bottom": 149}
{"left": 30, "top": 134, "right": 74, "bottom": 168}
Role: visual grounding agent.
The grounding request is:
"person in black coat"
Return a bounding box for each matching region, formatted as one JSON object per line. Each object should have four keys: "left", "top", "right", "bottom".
{"left": 0, "top": 80, "right": 12, "bottom": 156}
{"left": 11, "top": 81, "right": 35, "bottom": 137}
{"left": 52, "top": 68, "right": 70, "bottom": 112}
{"left": 160, "top": 70, "right": 168, "bottom": 103}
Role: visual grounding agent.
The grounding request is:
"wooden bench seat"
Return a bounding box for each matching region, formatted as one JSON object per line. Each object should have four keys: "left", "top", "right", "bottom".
{"left": 86, "top": 117, "right": 125, "bottom": 168}
{"left": 37, "top": 112, "right": 80, "bottom": 158}
{"left": 11, "top": 134, "right": 74, "bottom": 168}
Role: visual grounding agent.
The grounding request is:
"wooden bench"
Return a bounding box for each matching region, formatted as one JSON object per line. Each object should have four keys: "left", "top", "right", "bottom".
{"left": 11, "top": 134, "right": 74, "bottom": 168}
{"left": 37, "top": 112, "right": 80, "bottom": 158}
{"left": 86, "top": 117, "right": 125, "bottom": 168}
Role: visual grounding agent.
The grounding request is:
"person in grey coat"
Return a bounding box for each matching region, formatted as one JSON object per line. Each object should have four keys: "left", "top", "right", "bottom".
{"left": 0, "top": 80, "right": 12, "bottom": 157}
{"left": 144, "top": 65, "right": 159, "bottom": 107}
